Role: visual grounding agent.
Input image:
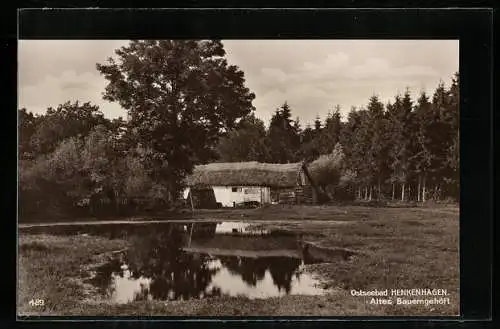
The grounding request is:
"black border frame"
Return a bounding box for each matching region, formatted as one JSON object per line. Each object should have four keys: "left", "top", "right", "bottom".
{"left": 5, "top": 7, "right": 494, "bottom": 327}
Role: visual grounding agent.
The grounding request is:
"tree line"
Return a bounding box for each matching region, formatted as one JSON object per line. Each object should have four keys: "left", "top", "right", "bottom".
{"left": 18, "top": 40, "right": 459, "bottom": 221}
{"left": 19, "top": 40, "right": 255, "bottom": 220}
{"left": 216, "top": 73, "right": 459, "bottom": 203}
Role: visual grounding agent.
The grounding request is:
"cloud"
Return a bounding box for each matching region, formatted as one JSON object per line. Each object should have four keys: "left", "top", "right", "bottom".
{"left": 260, "top": 68, "right": 289, "bottom": 84}
{"left": 18, "top": 69, "right": 125, "bottom": 118}
{"left": 263, "top": 52, "right": 438, "bottom": 84}
{"left": 253, "top": 83, "right": 335, "bottom": 126}
{"left": 18, "top": 40, "right": 458, "bottom": 126}
{"left": 61, "top": 81, "right": 92, "bottom": 91}
{"left": 301, "top": 52, "right": 350, "bottom": 75}
{"left": 246, "top": 49, "right": 446, "bottom": 124}
{"left": 18, "top": 40, "right": 127, "bottom": 86}
{"left": 350, "top": 58, "right": 438, "bottom": 80}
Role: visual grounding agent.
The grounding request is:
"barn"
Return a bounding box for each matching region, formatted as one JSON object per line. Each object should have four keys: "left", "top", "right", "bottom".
{"left": 183, "top": 161, "right": 318, "bottom": 208}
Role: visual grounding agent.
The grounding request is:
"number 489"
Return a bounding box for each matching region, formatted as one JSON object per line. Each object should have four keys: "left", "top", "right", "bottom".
{"left": 28, "top": 299, "right": 44, "bottom": 307}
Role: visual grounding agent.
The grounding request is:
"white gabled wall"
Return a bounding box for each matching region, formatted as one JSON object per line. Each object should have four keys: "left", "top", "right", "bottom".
{"left": 184, "top": 186, "right": 272, "bottom": 207}
{"left": 213, "top": 186, "right": 271, "bottom": 207}
{"left": 212, "top": 186, "right": 234, "bottom": 207}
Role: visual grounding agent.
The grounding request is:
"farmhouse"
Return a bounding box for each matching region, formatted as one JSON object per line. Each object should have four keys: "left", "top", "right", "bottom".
{"left": 183, "top": 161, "right": 318, "bottom": 208}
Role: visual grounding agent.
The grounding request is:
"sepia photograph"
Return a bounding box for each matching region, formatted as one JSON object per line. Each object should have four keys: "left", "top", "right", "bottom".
{"left": 18, "top": 39, "right": 459, "bottom": 317}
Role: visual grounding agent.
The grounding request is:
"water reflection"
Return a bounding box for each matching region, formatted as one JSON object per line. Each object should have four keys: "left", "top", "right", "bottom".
{"left": 217, "top": 255, "right": 303, "bottom": 294}
{"left": 22, "top": 221, "right": 269, "bottom": 239}
{"left": 86, "top": 227, "right": 326, "bottom": 303}
{"left": 214, "top": 222, "right": 269, "bottom": 235}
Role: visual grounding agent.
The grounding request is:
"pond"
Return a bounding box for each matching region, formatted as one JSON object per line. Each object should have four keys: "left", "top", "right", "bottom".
{"left": 24, "top": 221, "right": 330, "bottom": 302}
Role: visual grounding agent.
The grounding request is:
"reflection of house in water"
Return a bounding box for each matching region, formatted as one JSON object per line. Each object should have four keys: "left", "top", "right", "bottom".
{"left": 190, "top": 222, "right": 217, "bottom": 239}
{"left": 183, "top": 161, "right": 318, "bottom": 208}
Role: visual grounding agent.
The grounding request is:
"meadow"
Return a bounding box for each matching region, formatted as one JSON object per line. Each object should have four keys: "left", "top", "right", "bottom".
{"left": 18, "top": 204, "right": 459, "bottom": 317}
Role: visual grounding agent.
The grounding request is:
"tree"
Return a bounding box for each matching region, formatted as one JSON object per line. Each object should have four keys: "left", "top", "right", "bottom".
{"left": 19, "top": 153, "right": 66, "bottom": 220}
{"left": 352, "top": 108, "right": 373, "bottom": 200}
{"left": 96, "top": 40, "right": 256, "bottom": 200}
{"left": 79, "top": 125, "right": 125, "bottom": 214}
{"left": 313, "top": 115, "right": 322, "bottom": 133}
{"left": 340, "top": 107, "right": 363, "bottom": 199}
{"left": 267, "top": 102, "right": 300, "bottom": 163}
{"left": 386, "top": 90, "right": 413, "bottom": 201}
{"left": 18, "top": 108, "right": 41, "bottom": 160}
{"left": 119, "top": 149, "right": 169, "bottom": 211}
{"left": 291, "top": 116, "right": 303, "bottom": 160}
{"left": 319, "top": 106, "right": 342, "bottom": 155}
{"left": 46, "top": 137, "right": 88, "bottom": 202}
{"left": 410, "top": 91, "right": 434, "bottom": 202}
{"left": 308, "top": 143, "right": 345, "bottom": 200}
{"left": 216, "top": 113, "right": 269, "bottom": 162}
{"left": 443, "top": 72, "right": 460, "bottom": 200}
{"left": 426, "top": 81, "right": 453, "bottom": 200}
{"left": 29, "top": 101, "right": 109, "bottom": 156}
{"left": 298, "top": 123, "right": 318, "bottom": 162}
{"left": 365, "top": 96, "right": 388, "bottom": 199}
{"left": 310, "top": 113, "right": 324, "bottom": 155}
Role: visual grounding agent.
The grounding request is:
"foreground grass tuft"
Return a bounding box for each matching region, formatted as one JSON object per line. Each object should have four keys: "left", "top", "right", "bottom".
{"left": 18, "top": 234, "right": 129, "bottom": 315}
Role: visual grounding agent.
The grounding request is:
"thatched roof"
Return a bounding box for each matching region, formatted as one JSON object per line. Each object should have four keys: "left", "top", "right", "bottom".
{"left": 185, "top": 161, "right": 305, "bottom": 188}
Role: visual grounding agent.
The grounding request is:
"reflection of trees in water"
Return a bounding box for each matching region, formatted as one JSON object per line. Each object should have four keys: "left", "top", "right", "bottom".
{"left": 218, "top": 255, "right": 301, "bottom": 292}
{"left": 133, "top": 283, "right": 151, "bottom": 302}
{"left": 123, "top": 224, "right": 221, "bottom": 301}
{"left": 191, "top": 222, "right": 217, "bottom": 240}
{"left": 268, "top": 257, "right": 302, "bottom": 294}
{"left": 218, "top": 256, "right": 268, "bottom": 286}
{"left": 143, "top": 253, "right": 221, "bottom": 300}
{"left": 89, "top": 223, "right": 306, "bottom": 300}
{"left": 88, "top": 257, "right": 123, "bottom": 296}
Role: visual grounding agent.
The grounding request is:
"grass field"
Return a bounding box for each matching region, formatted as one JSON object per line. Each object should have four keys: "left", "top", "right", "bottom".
{"left": 17, "top": 205, "right": 459, "bottom": 317}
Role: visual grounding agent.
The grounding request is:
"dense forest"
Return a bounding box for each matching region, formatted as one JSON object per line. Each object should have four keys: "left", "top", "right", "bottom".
{"left": 18, "top": 40, "right": 459, "bottom": 221}
{"left": 217, "top": 73, "right": 459, "bottom": 204}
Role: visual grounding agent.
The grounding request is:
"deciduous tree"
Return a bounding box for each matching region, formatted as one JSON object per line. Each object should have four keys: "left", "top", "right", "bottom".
{"left": 96, "top": 40, "right": 256, "bottom": 199}
{"left": 216, "top": 114, "right": 269, "bottom": 162}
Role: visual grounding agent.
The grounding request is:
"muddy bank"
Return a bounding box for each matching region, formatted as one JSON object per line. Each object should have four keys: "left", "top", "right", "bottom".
{"left": 300, "top": 241, "right": 359, "bottom": 262}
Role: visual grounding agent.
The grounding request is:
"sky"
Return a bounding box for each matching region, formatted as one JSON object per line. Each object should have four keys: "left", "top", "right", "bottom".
{"left": 18, "top": 40, "right": 459, "bottom": 126}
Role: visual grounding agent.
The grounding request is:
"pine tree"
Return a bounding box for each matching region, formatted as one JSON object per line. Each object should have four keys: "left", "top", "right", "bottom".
{"left": 292, "top": 117, "right": 303, "bottom": 159}
{"left": 410, "top": 91, "right": 433, "bottom": 202}
{"left": 353, "top": 109, "right": 372, "bottom": 200}
{"left": 365, "top": 96, "right": 387, "bottom": 200}
{"left": 319, "top": 105, "right": 342, "bottom": 155}
{"left": 314, "top": 115, "right": 322, "bottom": 132}
{"left": 267, "top": 102, "right": 300, "bottom": 163}
{"left": 340, "top": 107, "right": 362, "bottom": 199}
{"left": 400, "top": 89, "right": 414, "bottom": 201}
{"left": 428, "top": 81, "right": 452, "bottom": 200}
{"left": 387, "top": 90, "right": 413, "bottom": 202}
{"left": 442, "top": 73, "right": 460, "bottom": 200}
